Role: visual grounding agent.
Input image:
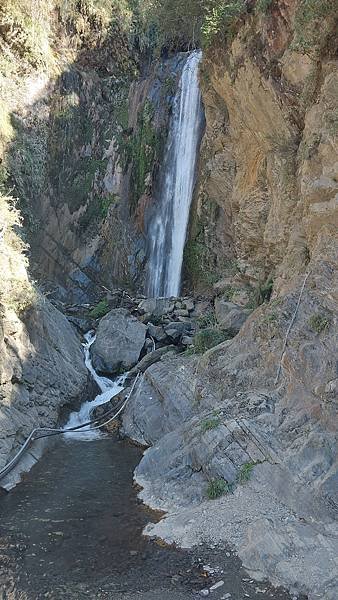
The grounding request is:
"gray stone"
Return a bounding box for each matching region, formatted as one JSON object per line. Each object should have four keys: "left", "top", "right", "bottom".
{"left": 164, "top": 321, "right": 192, "bottom": 341}
{"left": 91, "top": 308, "right": 146, "bottom": 374}
{"left": 182, "top": 336, "right": 194, "bottom": 346}
{"left": 174, "top": 309, "right": 190, "bottom": 317}
{"left": 122, "top": 355, "right": 196, "bottom": 445}
{"left": 183, "top": 299, "right": 195, "bottom": 312}
{"left": 138, "top": 298, "right": 173, "bottom": 318}
{"left": 214, "top": 299, "right": 251, "bottom": 333}
{"left": 148, "top": 323, "right": 167, "bottom": 342}
{"left": 210, "top": 581, "right": 224, "bottom": 591}
{"left": 130, "top": 346, "right": 177, "bottom": 374}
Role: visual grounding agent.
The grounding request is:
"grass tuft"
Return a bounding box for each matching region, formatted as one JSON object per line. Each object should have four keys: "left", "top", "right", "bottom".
{"left": 237, "top": 462, "right": 256, "bottom": 484}
{"left": 201, "top": 417, "right": 221, "bottom": 433}
{"left": 89, "top": 298, "right": 109, "bottom": 319}
{"left": 308, "top": 313, "right": 330, "bottom": 334}
{"left": 207, "top": 478, "right": 229, "bottom": 499}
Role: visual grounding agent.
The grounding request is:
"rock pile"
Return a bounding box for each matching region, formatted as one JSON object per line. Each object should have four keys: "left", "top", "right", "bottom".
{"left": 90, "top": 296, "right": 205, "bottom": 375}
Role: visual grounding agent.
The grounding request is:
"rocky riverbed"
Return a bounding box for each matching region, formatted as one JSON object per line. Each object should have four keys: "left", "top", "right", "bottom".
{"left": 0, "top": 434, "right": 302, "bottom": 600}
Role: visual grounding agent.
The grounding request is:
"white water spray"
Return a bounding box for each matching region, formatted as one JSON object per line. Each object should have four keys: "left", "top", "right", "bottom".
{"left": 64, "top": 331, "right": 126, "bottom": 441}
{"left": 147, "top": 50, "right": 204, "bottom": 298}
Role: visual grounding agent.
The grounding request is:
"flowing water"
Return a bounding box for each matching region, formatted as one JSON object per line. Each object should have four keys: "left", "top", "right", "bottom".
{"left": 0, "top": 336, "right": 298, "bottom": 599}
{"left": 64, "top": 331, "right": 126, "bottom": 441}
{"left": 146, "top": 50, "right": 204, "bottom": 298}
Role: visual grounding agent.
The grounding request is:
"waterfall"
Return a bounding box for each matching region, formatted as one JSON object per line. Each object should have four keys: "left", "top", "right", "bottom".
{"left": 146, "top": 50, "right": 204, "bottom": 298}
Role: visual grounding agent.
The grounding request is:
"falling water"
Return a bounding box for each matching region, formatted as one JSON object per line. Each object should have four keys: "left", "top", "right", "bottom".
{"left": 64, "top": 331, "right": 126, "bottom": 440}
{"left": 146, "top": 50, "right": 204, "bottom": 298}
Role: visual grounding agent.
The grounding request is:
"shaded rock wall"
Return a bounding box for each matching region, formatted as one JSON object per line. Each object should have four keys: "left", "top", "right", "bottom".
{"left": 0, "top": 301, "right": 89, "bottom": 489}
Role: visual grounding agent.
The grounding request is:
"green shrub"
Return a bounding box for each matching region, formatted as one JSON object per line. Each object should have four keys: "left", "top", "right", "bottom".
{"left": 237, "top": 462, "right": 256, "bottom": 484}
{"left": 201, "top": 417, "right": 221, "bottom": 433}
{"left": 207, "top": 478, "right": 229, "bottom": 499}
{"left": 89, "top": 298, "right": 109, "bottom": 319}
{"left": 193, "top": 327, "right": 229, "bottom": 354}
{"left": 256, "top": 0, "right": 273, "bottom": 13}
{"left": 308, "top": 313, "right": 330, "bottom": 334}
{"left": 197, "top": 311, "right": 217, "bottom": 329}
{"left": 0, "top": 194, "right": 38, "bottom": 316}
{"left": 119, "top": 99, "right": 164, "bottom": 211}
{"left": 201, "top": 0, "right": 246, "bottom": 48}
{"left": 291, "top": 0, "right": 337, "bottom": 54}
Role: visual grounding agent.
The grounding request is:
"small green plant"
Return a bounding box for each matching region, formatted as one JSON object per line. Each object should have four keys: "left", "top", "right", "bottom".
{"left": 256, "top": 0, "right": 273, "bottom": 13}
{"left": 192, "top": 328, "right": 229, "bottom": 354}
{"left": 89, "top": 298, "right": 110, "bottom": 319}
{"left": 163, "top": 75, "right": 176, "bottom": 96}
{"left": 201, "top": 417, "right": 221, "bottom": 433}
{"left": 198, "top": 311, "right": 217, "bottom": 329}
{"left": 308, "top": 313, "right": 330, "bottom": 334}
{"left": 207, "top": 478, "right": 229, "bottom": 500}
{"left": 222, "top": 285, "right": 237, "bottom": 302}
{"left": 100, "top": 194, "right": 118, "bottom": 219}
{"left": 262, "top": 311, "right": 278, "bottom": 325}
{"left": 237, "top": 461, "right": 256, "bottom": 484}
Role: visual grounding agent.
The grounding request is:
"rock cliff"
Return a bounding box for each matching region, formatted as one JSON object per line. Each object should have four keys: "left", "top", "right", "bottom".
{"left": 0, "top": 196, "right": 88, "bottom": 489}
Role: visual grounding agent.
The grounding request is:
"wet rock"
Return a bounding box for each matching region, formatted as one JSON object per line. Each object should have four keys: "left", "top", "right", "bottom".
{"left": 91, "top": 308, "right": 146, "bottom": 374}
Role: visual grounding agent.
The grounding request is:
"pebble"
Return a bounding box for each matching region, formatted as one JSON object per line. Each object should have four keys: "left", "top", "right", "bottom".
{"left": 200, "top": 589, "right": 210, "bottom": 596}
{"left": 210, "top": 580, "right": 224, "bottom": 591}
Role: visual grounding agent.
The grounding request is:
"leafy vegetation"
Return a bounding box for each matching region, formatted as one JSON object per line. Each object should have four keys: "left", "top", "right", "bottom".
{"left": 201, "top": 417, "right": 221, "bottom": 433}
{"left": 197, "top": 310, "right": 217, "bottom": 329}
{"left": 207, "top": 478, "right": 229, "bottom": 499}
{"left": 89, "top": 298, "right": 109, "bottom": 319}
{"left": 0, "top": 194, "right": 37, "bottom": 315}
{"left": 192, "top": 327, "right": 229, "bottom": 354}
{"left": 201, "top": 0, "right": 246, "bottom": 47}
{"left": 256, "top": 0, "right": 273, "bottom": 13}
{"left": 119, "top": 99, "right": 164, "bottom": 212}
{"left": 291, "top": 0, "right": 337, "bottom": 54}
{"left": 308, "top": 313, "right": 330, "bottom": 334}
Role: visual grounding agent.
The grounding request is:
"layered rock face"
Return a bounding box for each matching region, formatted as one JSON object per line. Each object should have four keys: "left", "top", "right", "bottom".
{"left": 0, "top": 302, "right": 89, "bottom": 489}
{"left": 186, "top": 2, "right": 338, "bottom": 296}
{"left": 121, "top": 5, "right": 338, "bottom": 598}
{"left": 0, "top": 197, "right": 88, "bottom": 489}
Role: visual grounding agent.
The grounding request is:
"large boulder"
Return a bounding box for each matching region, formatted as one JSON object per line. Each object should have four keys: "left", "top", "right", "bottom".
{"left": 214, "top": 299, "right": 251, "bottom": 333}
{"left": 138, "top": 298, "right": 174, "bottom": 318}
{"left": 91, "top": 308, "right": 147, "bottom": 374}
{"left": 164, "top": 321, "right": 193, "bottom": 341}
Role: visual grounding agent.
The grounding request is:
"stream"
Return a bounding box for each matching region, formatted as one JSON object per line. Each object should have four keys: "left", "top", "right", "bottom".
{"left": 0, "top": 334, "right": 301, "bottom": 599}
